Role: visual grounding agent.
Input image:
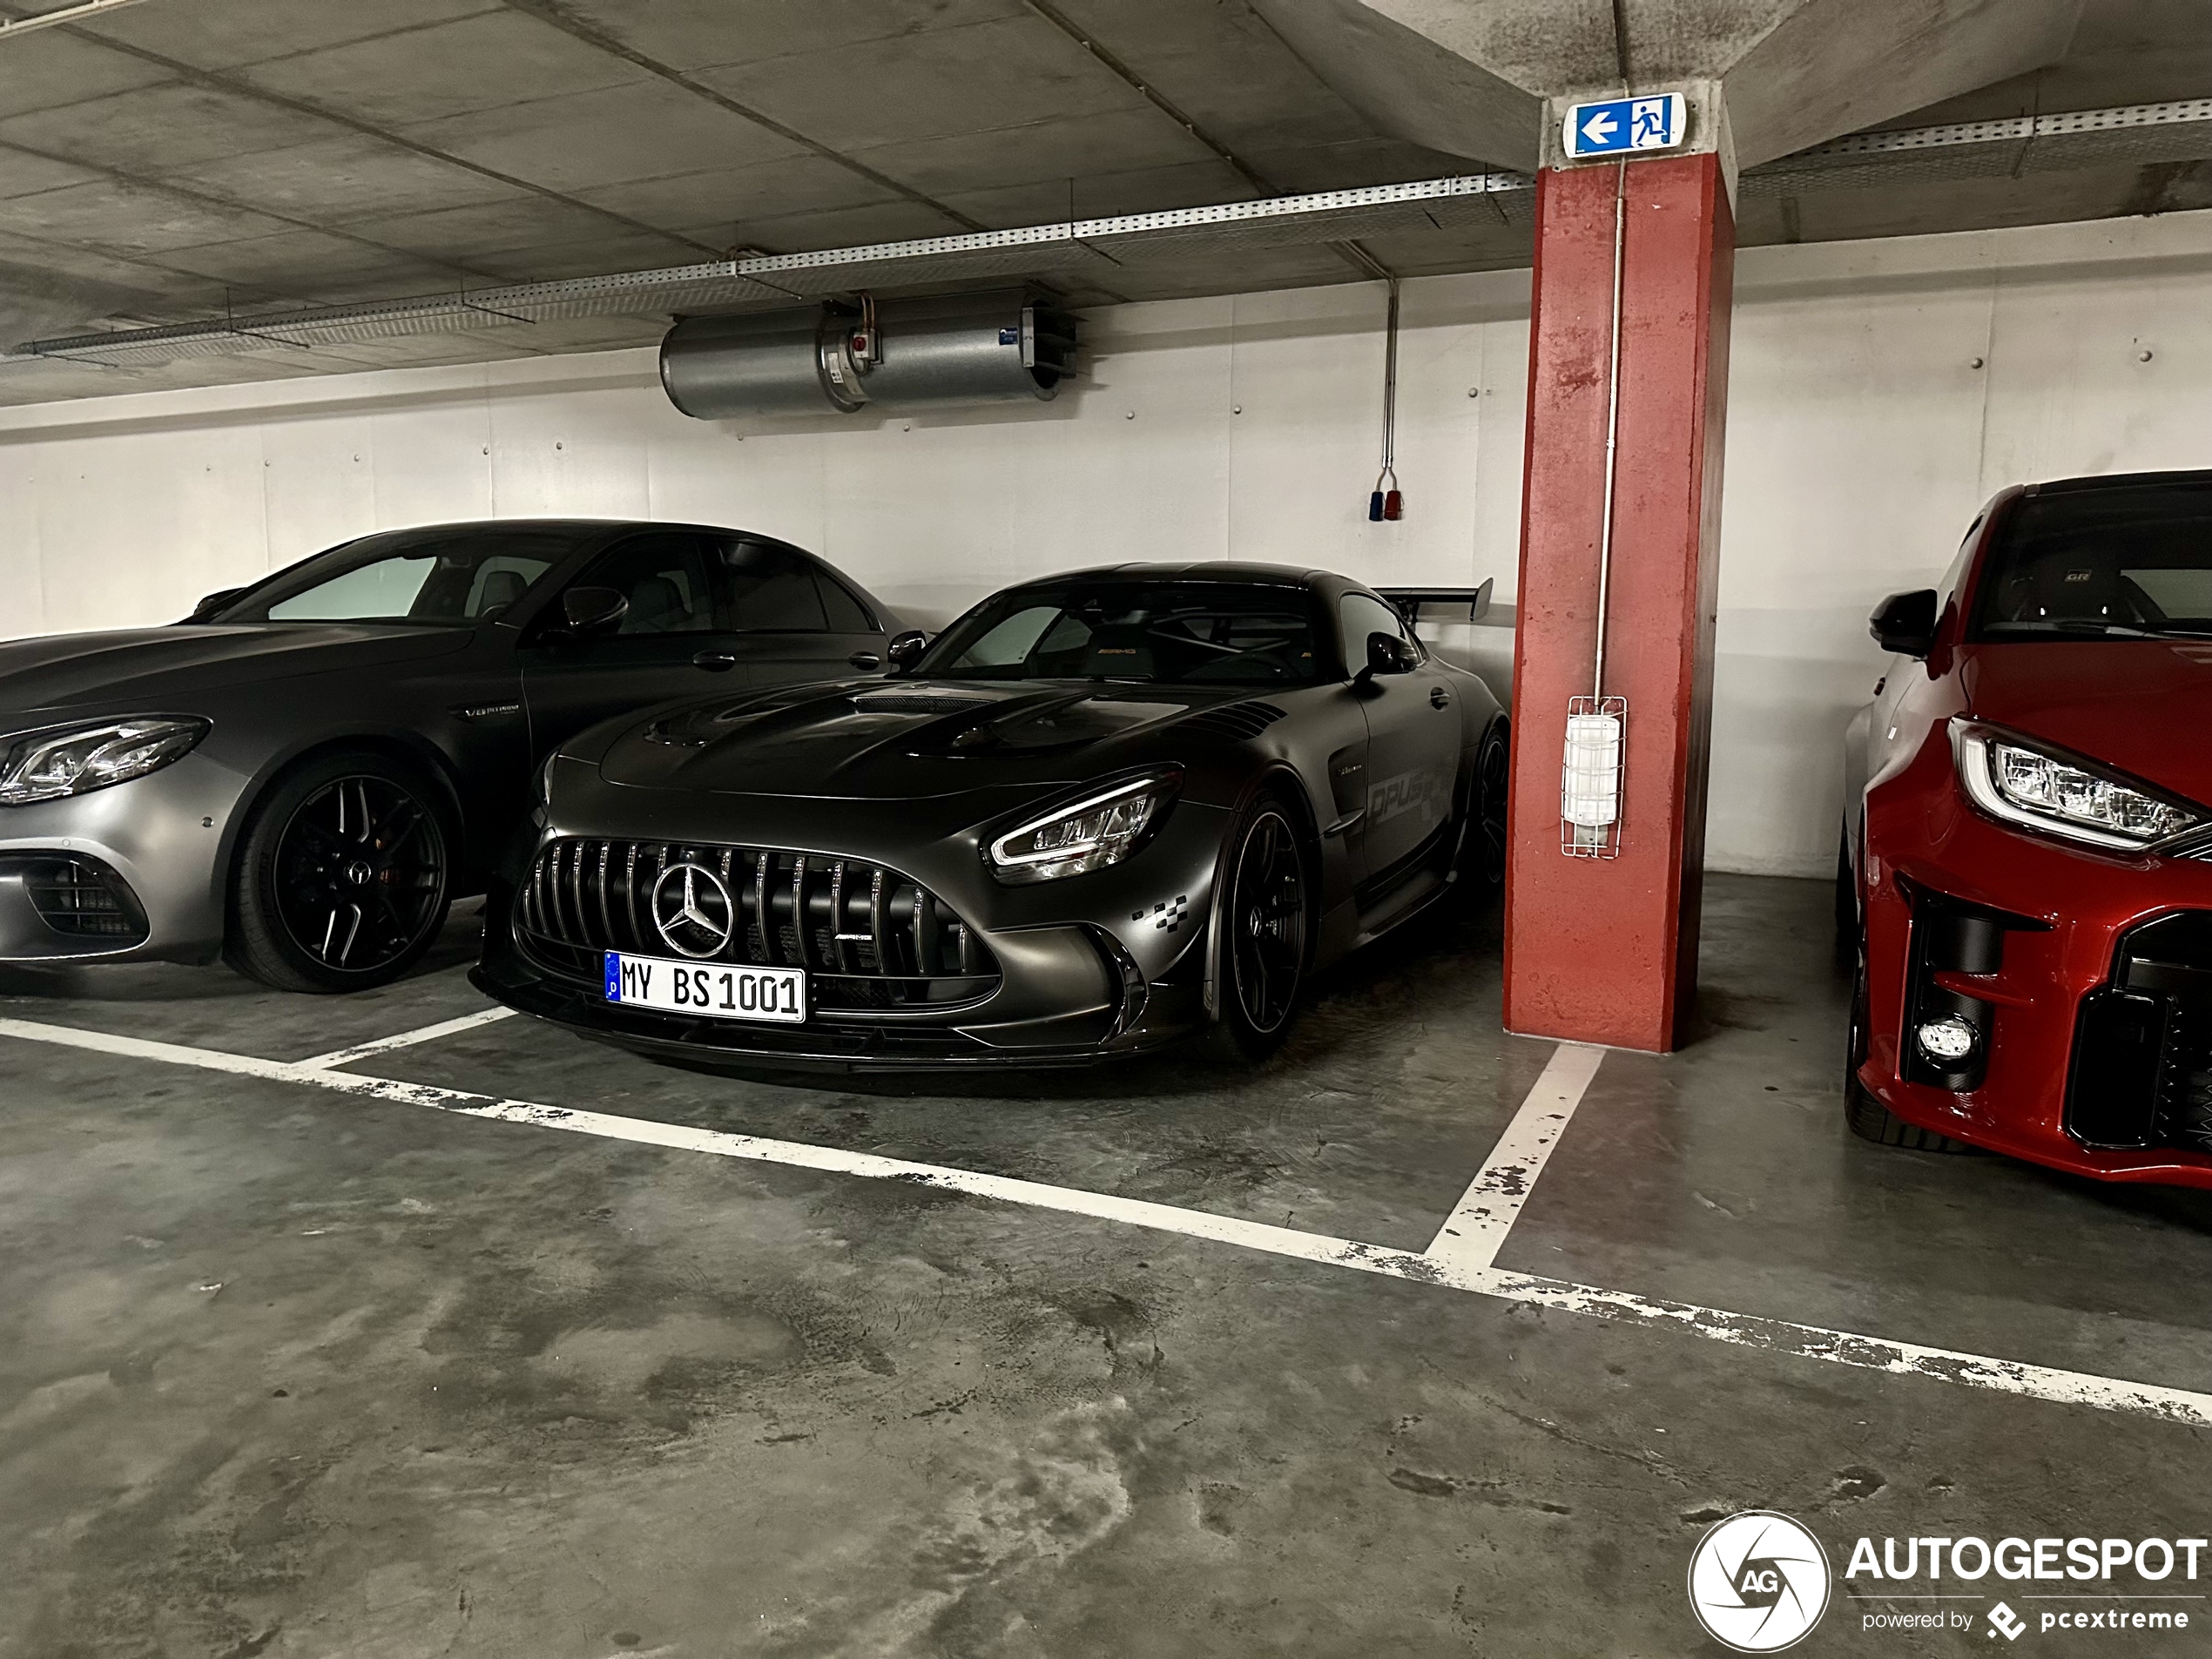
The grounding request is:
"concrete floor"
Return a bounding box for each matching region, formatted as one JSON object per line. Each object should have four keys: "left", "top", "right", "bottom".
{"left": 3, "top": 873, "right": 2210, "bottom": 1658}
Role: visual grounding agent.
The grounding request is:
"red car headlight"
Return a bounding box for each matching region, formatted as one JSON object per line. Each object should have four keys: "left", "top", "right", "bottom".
{"left": 1952, "top": 721, "right": 2205, "bottom": 852}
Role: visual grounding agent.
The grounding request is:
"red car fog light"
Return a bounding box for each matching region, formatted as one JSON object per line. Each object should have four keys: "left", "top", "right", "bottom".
{"left": 1915, "top": 1014, "right": 1979, "bottom": 1066}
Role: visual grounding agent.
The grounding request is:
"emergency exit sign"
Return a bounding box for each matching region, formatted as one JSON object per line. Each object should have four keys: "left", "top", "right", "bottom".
{"left": 1562, "top": 92, "right": 1688, "bottom": 159}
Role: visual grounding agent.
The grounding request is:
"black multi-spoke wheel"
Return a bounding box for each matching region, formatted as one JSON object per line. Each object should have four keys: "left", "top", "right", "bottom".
{"left": 228, "top": 752, "right": 452, "bottom": 993}
{"left": 1470, "top": 720, "right": 1510, "bottom": 894}
{"left": 1209, "top": 796, "right": 1311, "bottom": 1062}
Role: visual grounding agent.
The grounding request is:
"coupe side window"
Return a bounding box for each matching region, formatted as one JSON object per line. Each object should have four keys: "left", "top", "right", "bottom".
{"left": 724, "top": 542, "right": 829, "bottom": 632}
{"left": 1338, "top": 592, "right": 1419, "bottom": 666}
{"left": 575, "top": 536, "right": 717, "bottom": 635}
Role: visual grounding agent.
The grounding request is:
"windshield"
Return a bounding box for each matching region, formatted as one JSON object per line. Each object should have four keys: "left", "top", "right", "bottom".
{"left": 1971, "top": 480, "right": 2212, "bottom": 641}
{"left": 206, "top": 527, "right": 584, "bottom": 625}
{"left": 915, "top": 580, "right": 1324, "bottom": 685}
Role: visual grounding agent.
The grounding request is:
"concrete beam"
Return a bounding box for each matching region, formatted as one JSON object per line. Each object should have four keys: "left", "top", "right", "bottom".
{"left": 1248, "top": 0, "right": 2085, "bottom": 171}
{"left": 1248, "top": 0, "right": 1544, "bottom": 169}
{"left": 1724, "top": 0, "right": 2087, "bottom": 166}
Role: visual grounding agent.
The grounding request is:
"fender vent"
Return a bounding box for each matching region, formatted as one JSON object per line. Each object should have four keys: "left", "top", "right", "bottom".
{"left": 1180, "top": 700, "right": 1286, "bottom": 741}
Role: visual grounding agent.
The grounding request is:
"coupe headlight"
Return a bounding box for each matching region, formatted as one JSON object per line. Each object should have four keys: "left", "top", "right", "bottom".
{"left": 1953, "top": 723, "right": 2202, "bottom": 851}
{"left": 0, "top": 717, "right": 209, "bottom": 806}
{"left": 988, "top": 772, "right": 1179, "bottom": 884}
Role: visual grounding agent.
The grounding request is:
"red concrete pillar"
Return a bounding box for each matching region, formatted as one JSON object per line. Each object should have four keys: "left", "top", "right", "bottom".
{"left": 1502, "top": 152, "right": 1735, "bottom": 1053}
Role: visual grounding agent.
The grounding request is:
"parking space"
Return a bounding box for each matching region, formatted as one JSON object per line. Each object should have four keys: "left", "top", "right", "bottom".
{"left": 7, "top": 875, "right": 2212, "bottom": 1656}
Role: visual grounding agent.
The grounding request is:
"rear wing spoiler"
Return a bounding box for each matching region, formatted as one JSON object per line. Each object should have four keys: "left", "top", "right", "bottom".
{"left": 1375, "top": 578, "right": 1498, "bottom": 632}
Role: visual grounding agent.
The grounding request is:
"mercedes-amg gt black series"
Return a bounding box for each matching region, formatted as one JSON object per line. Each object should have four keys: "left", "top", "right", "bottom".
{"left": 475, "top": 563, "right": 1509, "bottom": 1069}
{"left": 0, "top": 520, "right": 903, "bottom": 993}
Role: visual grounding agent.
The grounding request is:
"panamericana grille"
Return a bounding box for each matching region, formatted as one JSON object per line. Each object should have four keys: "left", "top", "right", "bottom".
{"left": 17, "top": 856, "right": 147, "bottom": 941}
{"left": 516, "top": 839, "right": 997, "bottom": 1012}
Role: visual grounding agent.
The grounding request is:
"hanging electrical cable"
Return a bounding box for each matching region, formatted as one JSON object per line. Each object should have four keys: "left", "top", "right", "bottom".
{"left": 1368, "top": 276, "right": 1403, "bottom": 522}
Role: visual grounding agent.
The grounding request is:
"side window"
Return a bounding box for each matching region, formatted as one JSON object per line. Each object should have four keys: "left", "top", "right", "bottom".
{"left": 574, "top": 535, "right": 716, "bottom": 636}
{"left": 816, "top": 570, "right": 878, "bottom": 633}
{"left": 1338, "top": 592, "right": 1418, "bottom": 666}
{"left": 464, "top": 555, "right": 552, "bottom": 618}
{"left": 722, "top": 541, "right": 828, "bottom": 632}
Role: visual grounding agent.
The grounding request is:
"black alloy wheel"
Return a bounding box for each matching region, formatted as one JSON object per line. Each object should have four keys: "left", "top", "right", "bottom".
{"left": 1474, "top": 721, "right": 1510, "bottom": 892}
{"left": 228, "top": 751, "right": 452, "bottom": 993}
{"left": 1211, "top": 798, "right": 1310, "bottom": 1061}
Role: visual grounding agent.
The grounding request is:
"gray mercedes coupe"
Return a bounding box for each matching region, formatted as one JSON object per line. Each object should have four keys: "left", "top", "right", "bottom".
{"left": 474, "top": 563, "right": 1509, "bottom": 1069}
{"left": 0, "top": 520, "right": 902, "bottom": 991}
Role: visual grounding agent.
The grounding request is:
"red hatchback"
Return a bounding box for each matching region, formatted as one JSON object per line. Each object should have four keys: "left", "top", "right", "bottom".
{"left": 1843, "top": 469, "right": 2212, "bottom": 1186}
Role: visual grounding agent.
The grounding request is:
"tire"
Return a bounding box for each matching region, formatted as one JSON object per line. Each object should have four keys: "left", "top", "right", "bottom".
{"left": 1842, "top": 922, "right": 1974, "bottom": 1154}
{"left": 1205, "top": 792, "right": 1313, "bottom": 1064}
{"left": 226, "top": 750, "right": 454, "bottom": 994}
{"left": 1447, "top": 719, "right": 1510, "bottom": 909}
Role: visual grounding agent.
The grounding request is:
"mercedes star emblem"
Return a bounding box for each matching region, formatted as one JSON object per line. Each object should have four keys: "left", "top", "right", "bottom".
{"left": 651, "top": 860, "right": 734, "bottom": 959}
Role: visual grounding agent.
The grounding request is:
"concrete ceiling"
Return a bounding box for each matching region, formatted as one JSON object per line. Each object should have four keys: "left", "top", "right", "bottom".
{"left": 0, "top": 0, "right": 2207, "bottom": 407}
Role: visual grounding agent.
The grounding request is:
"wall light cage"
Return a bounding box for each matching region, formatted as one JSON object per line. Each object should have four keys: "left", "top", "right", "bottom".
{"left": 1561, "top": 695, "right": 1627, "bottom": 859}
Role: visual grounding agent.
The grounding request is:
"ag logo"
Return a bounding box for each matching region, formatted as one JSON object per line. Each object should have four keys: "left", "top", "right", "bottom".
{"left": 1687, "top": 1511, "right": 1831, "bottom": 1652}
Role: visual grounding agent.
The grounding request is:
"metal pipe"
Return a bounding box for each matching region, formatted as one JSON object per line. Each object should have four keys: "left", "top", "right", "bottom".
{"left": 1592, "top": 160, "right": 1628, "bottom": 701}
{"left": 0, "top": 0, "right": 153, "bottom": 41}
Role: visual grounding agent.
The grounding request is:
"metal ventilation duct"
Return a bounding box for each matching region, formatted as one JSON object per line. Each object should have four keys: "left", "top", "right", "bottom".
{"left": 658, "top": 288, "right": 1076, "bottom": 421}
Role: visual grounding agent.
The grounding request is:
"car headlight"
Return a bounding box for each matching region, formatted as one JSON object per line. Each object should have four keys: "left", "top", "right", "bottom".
{"left": 988, "top": 772, "right": 1179, "bottom": 884}
{"left": 1953, "top": 722, "right": 2202, "bottom": 851}
{"left": 0, "top": 717, "right": 209, "bottom": 806}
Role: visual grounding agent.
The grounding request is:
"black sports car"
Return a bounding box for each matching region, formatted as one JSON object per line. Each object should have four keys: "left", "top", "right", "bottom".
{"left": 0, "top": 520, "right": 904, "bottom": 992}
{"left": 475, "top": 563, "right": 1509, "bottom": 1068}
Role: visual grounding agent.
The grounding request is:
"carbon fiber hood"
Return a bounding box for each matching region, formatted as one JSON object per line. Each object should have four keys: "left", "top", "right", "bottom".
{"left": 595, "top": 677, "right": 1259, "bottom": 800}
{"left": 0, "top": 624, "right": 471, "bottom": 717}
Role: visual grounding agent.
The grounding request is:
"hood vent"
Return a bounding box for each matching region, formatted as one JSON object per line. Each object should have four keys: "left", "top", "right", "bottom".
{"left": 852, "top": 691, "right": 1001, "bottom": 716}
{"left": 1180, "top": 700, "right": 1288, "bottom": 741}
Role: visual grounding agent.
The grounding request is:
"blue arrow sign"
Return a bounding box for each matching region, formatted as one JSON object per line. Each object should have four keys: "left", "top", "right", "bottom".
{"left": 1562, "top": 92, "right": 1688, "bottom": 160}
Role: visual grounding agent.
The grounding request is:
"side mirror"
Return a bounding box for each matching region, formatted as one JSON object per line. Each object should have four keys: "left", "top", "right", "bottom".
{"left": 885, "top": 629, "right": 929, "bottom": 673}
{"left": 1869, "top": 589, "right": 1939, "bottom": 658}
{"left": 560, "top": 586, "right": 629, "bottom": 638}
{"left": 1352, "top": 631, "right": 1417, "bottom": 687}
{"left": 188, "top": 587, "right": 243, "bottom": 621}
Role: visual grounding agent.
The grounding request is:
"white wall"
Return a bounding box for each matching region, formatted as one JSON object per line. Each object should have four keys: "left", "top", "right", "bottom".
{"left": 5, "top": 207, "right": 2211, "bottom": 877}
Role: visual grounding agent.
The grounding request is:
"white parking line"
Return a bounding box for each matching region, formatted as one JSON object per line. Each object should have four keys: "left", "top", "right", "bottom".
{"left": 297, "top": 1006, "right": 516, "bottom": 1070}
{"left": 6, "top": 1012, "right": 2211, "bottom": 1430}
{"left": 1427, "top": 1042, "right": 1606, "bottom": 1271}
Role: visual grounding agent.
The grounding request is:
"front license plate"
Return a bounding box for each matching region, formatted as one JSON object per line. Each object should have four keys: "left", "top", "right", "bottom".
{"left": 603, "top": 952, "right": 806, "bottom": 1024}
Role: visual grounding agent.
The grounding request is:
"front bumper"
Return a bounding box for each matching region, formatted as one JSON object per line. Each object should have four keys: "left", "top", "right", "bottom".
{"left": 1859, "top": 733, "right": 2212, "bottom": 1186}
{"left": 0, "top": 751, "right": 248, "bottom": 964}
{"left": 472, "top": 775, "right": 1231, "bottom": 1071}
